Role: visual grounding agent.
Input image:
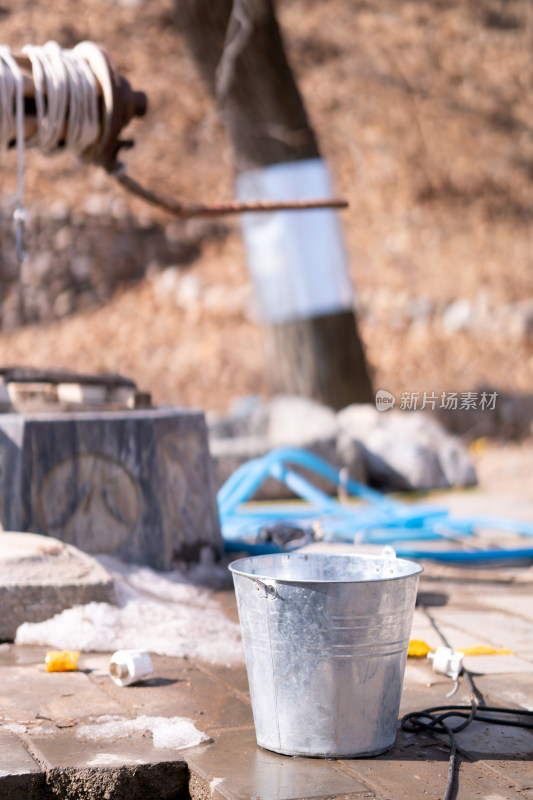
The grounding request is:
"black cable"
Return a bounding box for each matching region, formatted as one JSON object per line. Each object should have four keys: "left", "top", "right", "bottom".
{"left": 401, "top": 693, "right": 533, "bottom": 800}
{"left": 403, "top": 609, "right": 533, "bottom": 800}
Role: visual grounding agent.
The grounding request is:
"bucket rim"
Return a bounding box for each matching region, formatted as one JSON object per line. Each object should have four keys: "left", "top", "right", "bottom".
{"left": 228, "top": 551, "right": 423, "bottom": 583}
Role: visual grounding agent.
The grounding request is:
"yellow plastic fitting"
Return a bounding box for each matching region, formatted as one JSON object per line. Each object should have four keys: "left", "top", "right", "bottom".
{"left": 45, "top": 650, "right": 80, "bottom": 672}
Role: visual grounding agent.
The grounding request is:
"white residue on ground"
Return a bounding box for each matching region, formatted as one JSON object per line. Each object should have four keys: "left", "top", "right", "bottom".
{"left": 77, "top": 714, "right": 210, "bottom": 750}
{"left": 15, "top": 554, "right": 244, "bottom": 665}
{"left": 2, "top": 722, "right": 27, "bottom": 734}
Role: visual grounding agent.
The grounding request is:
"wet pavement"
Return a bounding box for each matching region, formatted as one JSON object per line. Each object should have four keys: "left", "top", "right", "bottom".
{"left": 1, "top": 553, "right": 532, "bottom": 800}
{"left": 1, "top": 443, "right": 533, "bottom": 799}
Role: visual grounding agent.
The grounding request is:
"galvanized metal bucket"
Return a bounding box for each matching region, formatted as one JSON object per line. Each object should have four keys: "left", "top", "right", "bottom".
{"left": 229, "top": 552, "right": 422, "bottom": 758}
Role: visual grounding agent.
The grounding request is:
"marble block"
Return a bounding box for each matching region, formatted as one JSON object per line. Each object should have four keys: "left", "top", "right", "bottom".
{"left": 0, "top": 408, "right": 222, "bottom": 570}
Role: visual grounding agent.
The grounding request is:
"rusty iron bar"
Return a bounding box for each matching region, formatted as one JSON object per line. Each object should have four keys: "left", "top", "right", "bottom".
{"left": 112, "top": 166, "right": 349, "bottom": 218}
{"left": 12, "top": 48, "right": 348, "bottom": 215}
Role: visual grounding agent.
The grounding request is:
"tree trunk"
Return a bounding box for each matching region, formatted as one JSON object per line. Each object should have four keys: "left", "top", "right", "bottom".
{"left": 175, "top": 0, "right": 374, "bottom": 409}
{"left": 174, "top": 0, "right": 319, "bottom": 171}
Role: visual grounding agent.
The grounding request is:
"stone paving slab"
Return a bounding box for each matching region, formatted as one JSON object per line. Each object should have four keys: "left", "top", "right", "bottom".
{"left": 44, "top": 760, "right": 189, "bottom": 800}
{"left": 27, "top": 728, "right": 189, "bottom": 771}
{"left": 474, "top": 590, "right": 533, "bottom": 622}
{"left": 482, "top": 761, "right": 533, "bottom": 796}
{"left": 0, "top": 729, "right": 44, "bottom": 800}
{"left": 0, "top": 644, "right": 49, "bottom": 666}
{"left": 184, "top": 728, "right": 373, "bottom": 800}
{"left": 476, "top": 673, "right": 533, "bottom": 711}
{"left": 0, "top": 662, "right": 128, "bottom": 723}
{"left": 196, "top": 658, "right": 251, "bottom": 700}
{"left": 88, "top": 656, "right": 253, "bottom": 732}
{"left": 433, "top": 716, "right": 533, "bottom": 759}
{"left": 339, "top": 729, "right": 532, "bottom": 800}
{"left": 429, "top": 607, "right": 533, "bottom": 657}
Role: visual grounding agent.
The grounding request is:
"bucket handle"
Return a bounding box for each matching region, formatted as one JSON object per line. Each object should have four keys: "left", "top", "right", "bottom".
{"left": 248, "top": 576, "right": 279, "bottom": 600}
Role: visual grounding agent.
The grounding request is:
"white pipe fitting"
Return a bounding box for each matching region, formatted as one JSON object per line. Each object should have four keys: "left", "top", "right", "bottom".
{"left": 427, "top": 646, "right": 464, "bottom": 680}
{"left": 109, "top": 649, "right": 154, "bottom": 687}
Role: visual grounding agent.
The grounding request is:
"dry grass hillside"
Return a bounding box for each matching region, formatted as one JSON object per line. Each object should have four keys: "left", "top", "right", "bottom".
{"left": 1, "top": 0, "right": 532, "bottom": 416}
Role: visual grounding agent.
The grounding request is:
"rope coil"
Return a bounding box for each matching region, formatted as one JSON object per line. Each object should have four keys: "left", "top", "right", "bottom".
{"left": 0, "top": 46, "right": 25, "bottom": 259}
{"left": 22, "top": 42, "right": 100, "bottom": 154}
{"left": 0, "top": 41, "right": 109, "bottom": 260}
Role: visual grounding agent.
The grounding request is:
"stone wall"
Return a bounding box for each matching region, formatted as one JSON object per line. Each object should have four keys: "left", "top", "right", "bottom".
{"left": 0, "top": 200, "right": 227, "bottom": 331}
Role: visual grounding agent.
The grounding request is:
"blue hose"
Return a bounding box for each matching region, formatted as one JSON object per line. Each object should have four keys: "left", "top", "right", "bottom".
{"left": 218, "top": 447, "right": 533, "bottom": 563}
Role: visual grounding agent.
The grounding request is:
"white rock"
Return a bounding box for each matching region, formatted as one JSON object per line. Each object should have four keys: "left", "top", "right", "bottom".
{"left": 441, "top": 298, "right": 474, "bottom": 335}
{"left": 337, "top": 404, "right": 477, "bottom": 491}
{"left": 175, "top": 273, "right": 201, "bottom": 309}
{"left": 267, "top": 395, "right": 338, "bottom": 449}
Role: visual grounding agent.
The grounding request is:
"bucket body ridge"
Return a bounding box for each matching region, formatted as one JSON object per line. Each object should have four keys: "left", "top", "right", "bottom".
{"left": 230, "top": 552, "right": 422, "bottom": 757}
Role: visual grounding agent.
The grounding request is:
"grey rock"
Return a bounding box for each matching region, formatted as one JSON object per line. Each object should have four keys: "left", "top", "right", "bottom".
{"left": 165, "top": 220, "right": 186, "bottom": 244}
{"left": 0, "top": 532, "right": 115, "bottom": 640}
{"left": 21, "top": 251, "right": 54, "bottom": 283}
{"left": 406, "top": 295, "right": 435, "bottom": 322}
{"left": 266, "top": 395, "right": 366, "bottom": 490}
{"left": 209, "top": 396, "right": 367, "bottom": 500}
{"left": 209, "top": 432, "right": 330, "bottom": 501}
{"left": 509, "top": 299, "right": 533, "bottom": 341}
{"left": 209, "top": 395, "right": 476, "bottom": 499}
{"left": 70, "top": 254, "right": 93, "bottom": 282}
{"left": 0, "top": 208, "right": 221, "bottom": 331}
{"left": 54, "top": 226, "right": 75, "bottom": 251}
{"left": 207, "top": 395, "right": 269, "bottom": 440}
{"left": 337, "top": 404, "right": 477, "bottom": 491}
{"left": 45, "top": 761, "right": 189, "bottom": 800}
{"left": 53, "top": 290, "right": 74, "bottom": 318}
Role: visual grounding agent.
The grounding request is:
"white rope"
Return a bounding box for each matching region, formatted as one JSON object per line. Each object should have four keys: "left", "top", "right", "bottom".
{"left": 0, "top": 46, "right": 25, "bottom": 260}
{"left": 0, "top": 41, "right": 104, "bottom": 261}
{"left": 21, "top": 41, "right": 100, "bottom": 155}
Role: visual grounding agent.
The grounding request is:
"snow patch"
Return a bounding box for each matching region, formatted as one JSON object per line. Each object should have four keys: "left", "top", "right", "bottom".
{"left": 15, "top": 555, "right": 243, "bottom": 665}
{"left": 77, "top": 714, "right": 211, "bottom": 750}
{"left": 85, "top": 753, "right": 145, "bottom": 767}
{"left": 2, "top": 722, "right": 27, "bottom": 734}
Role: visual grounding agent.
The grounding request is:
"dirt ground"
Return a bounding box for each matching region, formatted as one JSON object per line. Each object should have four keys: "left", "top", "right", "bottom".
{"left": 1, "top": 0, "right": 533, "bottom": 415}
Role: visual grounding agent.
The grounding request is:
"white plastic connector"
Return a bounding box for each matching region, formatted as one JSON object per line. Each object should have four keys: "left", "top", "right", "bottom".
{"left": 109, "top": 649, "right": 154, "bottom": 687}
{"left": 427, "top": 646, "right": 464, "bottom": 680}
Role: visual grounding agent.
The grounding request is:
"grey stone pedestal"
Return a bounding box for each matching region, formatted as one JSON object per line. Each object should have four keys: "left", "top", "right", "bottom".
{"left": 0, "top": 408, "right": 222, "bottom": 570}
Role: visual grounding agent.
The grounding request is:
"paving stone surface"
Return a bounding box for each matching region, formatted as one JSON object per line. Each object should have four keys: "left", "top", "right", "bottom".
{"left": 1, "top": 483, "right": 533, "bottom": 799}
{"left": 29, "top": 729, "right": 189, "bottom": 771}
{"left": 477, "top": 673, "right": 533, "bottom": 711}
{"left": 0, "top": 663, "right": 127, "bottom": 722}
{"left": 184, "top": 728, "right": 372, "bottom": 800}
{"left": 0, "top": 730, "right": 44, "bottom": 800}
{"left": 91, "top": 657, "right": 253, "bottom": 731}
